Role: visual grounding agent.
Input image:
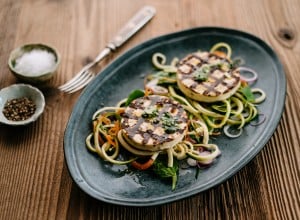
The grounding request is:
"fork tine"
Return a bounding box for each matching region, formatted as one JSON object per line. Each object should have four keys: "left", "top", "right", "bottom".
{"left": 59, "top": 71, "right": 93, "bottom": 91}
{"left": 58, "top": 70, "right": 87, "bottom": 90}
{"left": 65, "top": 75, "right": 95, "bottom": 94}
{"left": 61, "top": 72, "right": 95, "bottom": 93}
{"left": 59, "top": 60, "right": 98, "bottom": 90}
{"left": 60, "top": 72, "right": 93, "bottom": 92}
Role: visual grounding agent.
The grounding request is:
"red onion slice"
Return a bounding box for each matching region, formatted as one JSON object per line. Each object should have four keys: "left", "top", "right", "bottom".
{"left": 250, "top": 113, "right": 266, "bottom": 126}
{"left": 223, "top": 125, "right": 243, "bottom": 138}
{"left": 197, "top": 151, "right": 213, "bottom": 165}
{"left": 238, "top": 67, "right": 258, "bottom": 84}
{"left": 145, "top": 78, "right": 168, "bottom": 95}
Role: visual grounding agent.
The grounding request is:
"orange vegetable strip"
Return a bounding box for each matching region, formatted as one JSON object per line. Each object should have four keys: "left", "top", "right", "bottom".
{"left": 116, "top": 108, "right": 125, "bottom": 114}
{"left": 131, "top": 152, "right": 159, "bottom": 170}
{"left": 131, "top": 159, "right": 154, "bottom": 170}
{"left": 144, "top": 87, "right": 153, "bottom": 96}
{"left": 108, "top": 121, "right": 120, "bottom": 136}
{"left": 212, "top": 50, "right": 227, "bottom": 58}
{"left": 105, "top": 134, "right": 117, "bottom": 147}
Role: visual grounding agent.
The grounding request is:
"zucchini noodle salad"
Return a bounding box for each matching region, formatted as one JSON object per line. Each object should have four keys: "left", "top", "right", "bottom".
{"left": 85, "top": 42, "right": 267, "bottom": 190}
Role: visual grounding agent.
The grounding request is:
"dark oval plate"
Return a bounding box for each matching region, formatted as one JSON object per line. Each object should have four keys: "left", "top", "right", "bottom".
{"left": 64, "top": 27, "right": 286, "bottom": 206}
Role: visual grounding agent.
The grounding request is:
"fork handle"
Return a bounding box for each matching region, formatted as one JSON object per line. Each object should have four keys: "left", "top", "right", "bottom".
{"left": 94, "top": 6, "right": 155, "bottom": 64}
{"left": 107, "top": 6, "right": 156, "bottom": 50}
{"left": 94, "top": 47, "right": 111, "bottom": 64}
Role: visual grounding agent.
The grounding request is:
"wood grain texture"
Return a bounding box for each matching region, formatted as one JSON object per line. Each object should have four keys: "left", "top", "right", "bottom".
{"left": 0, "top": 0, "right": 299, "bottom": 219}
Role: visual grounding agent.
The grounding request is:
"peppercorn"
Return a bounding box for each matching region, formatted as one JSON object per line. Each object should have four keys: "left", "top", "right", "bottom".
{"left": 2, "top": 97, "right": 36, "bottom": 121}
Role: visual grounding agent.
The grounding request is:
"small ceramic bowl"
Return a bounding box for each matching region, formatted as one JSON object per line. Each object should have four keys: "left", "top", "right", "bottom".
{"left": 0, "top": 84, "right": 45, "bottom": 126}
{"left": 8, "top": 43, "right": 60, "bottom": 83}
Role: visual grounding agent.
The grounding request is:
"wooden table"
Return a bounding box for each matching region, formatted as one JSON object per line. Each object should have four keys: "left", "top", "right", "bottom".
{"left": 0, "top": 0, "right": 299, "bottom": 219}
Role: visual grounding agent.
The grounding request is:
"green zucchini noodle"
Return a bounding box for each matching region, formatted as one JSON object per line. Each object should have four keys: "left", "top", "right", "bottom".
{"left": 210, "top": 42, "right": 232, "bottom": 59}
{"left": 85, "top": 42, "right": 266, "bottom": 190}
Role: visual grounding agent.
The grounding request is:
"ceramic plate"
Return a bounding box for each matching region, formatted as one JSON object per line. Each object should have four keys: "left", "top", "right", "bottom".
{"left": 64, "top": 27, "right": 286, "bottom": 206}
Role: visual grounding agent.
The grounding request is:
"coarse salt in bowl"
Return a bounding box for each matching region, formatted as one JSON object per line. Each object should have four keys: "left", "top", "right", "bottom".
{"left": 8, "top": 43, "right": 60, "bottom": 83}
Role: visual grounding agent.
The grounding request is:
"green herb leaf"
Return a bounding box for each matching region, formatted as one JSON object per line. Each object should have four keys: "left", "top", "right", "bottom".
{"left": 125, "top": 90, "right": 145, "bottom": 106}
{"left": 153, "top": 161, "right": 179, "bottom": 190}
{"left": 240, "top": 85, "right": 255, "bottom": 102}
{"left": 195, "top": 166, "right": 200, "bottom": 179}
{"left": 193, "top": 65, "right": 210, "bottom": 81}
{"left": 142, "top": 106, "right": 158, "bottom": 118}
{"left": 162, "top": 112, "right": 178, "bottom": 134}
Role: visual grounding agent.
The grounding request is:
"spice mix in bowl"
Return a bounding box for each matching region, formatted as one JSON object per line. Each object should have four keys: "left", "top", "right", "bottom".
{"left": 0, "top": 84, "right": 45, "bottom": 126}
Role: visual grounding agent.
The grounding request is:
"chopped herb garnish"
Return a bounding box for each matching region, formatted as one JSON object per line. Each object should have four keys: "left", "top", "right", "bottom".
{"left": 218, "top": 62, "right": 230, "bottom": 72}
{"left": 193, "top": 61, "right": 234, "bottom": 82}
{"left": 193, "top": 65, "right": 210, "bottom": 81}
{"left": 142, "top": 106, "right": 158, "bottom": 118}
{"left": 162, "top": 112, "right": 178, "bottom": 134}
{"left": 151, "top": 118, "right": 160, "bottom": 124}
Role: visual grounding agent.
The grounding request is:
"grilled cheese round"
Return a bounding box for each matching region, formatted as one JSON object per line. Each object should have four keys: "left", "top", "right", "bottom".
{"left": 177, "top": 51, "right": 241, "bottom": 103}
{"left": 121, "top": 95, "right": 188, "bottom": 152}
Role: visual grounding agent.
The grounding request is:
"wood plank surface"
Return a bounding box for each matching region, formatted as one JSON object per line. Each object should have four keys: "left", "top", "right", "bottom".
{"left": 0, "top": 0, "right": 299, "bottom": 219}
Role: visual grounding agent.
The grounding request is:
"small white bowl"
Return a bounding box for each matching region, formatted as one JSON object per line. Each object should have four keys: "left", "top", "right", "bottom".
{"left": 0, "top": 84, "right": 45, "bottom": 126}
{"left": 8, "top": 43, "right": 60, "bottom": 83}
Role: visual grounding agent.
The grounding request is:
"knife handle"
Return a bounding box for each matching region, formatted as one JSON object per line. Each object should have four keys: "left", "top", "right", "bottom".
{"left": 107, "top": 6, "right": 156, "bottom": 49}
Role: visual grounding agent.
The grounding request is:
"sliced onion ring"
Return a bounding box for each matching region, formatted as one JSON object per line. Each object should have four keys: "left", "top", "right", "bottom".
{"left": 223, "top": 125, "right": 243, "bottom": 138}
{"left": 197, "top": 151, "right": 213, "bottom": 165}
{"left": 251, "top": 88, "right": 266, "bottom": 103}
{"left": 145, "top": 78, "right": 168, "bottom": 95}
{"left": 149, "top": 85, "right": 168, "bottom": 95}
{"left": 250, "top": 113, "right": 266, "bottom": 126}
{"left": 238, "top": 67, "right": 258, "bottom": 84}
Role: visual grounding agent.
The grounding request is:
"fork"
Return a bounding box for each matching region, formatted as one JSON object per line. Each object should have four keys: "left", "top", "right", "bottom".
{"left": 59, "top": 6, "right": 156, "bottom": 93}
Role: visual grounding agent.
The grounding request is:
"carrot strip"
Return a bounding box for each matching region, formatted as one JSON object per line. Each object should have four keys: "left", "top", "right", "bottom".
{"left": 144, "top": 87, "right": 153, "bottom": 96}
{"left": 102, "top": 117, "right": 111, "bottom": 125}
{"left": 97, "top": 114, "right": 111, "bottom": 125}
{"left": 131, "top": 158, "right": 154, "bottom": 170}
{"left": 241, "top": 80, "right": 248, "bottom": 87}
{"left": 116, "top": 108, "right": 125, "bottom": 114}
{"left": 212, "top": 50, "right": 227, "bottom": 58}
{"left": 105, "top": 134, "right": 117, "bottom": 147}
{"left": 108, "top": 121, "right": 120, "bottom": 136}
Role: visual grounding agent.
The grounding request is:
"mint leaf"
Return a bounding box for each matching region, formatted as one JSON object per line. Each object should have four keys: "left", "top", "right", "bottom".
{"left": 153, "top": 160, "right": 179, "bottom": 190}
{"left": 125, "top": 90, "right": 145, "bottom": 106}
{"left": 240, "top": 85, "right": 255, "bottom": 102}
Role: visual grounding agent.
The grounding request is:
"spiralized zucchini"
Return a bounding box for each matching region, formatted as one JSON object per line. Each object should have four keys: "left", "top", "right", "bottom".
{"left": 86, "top": 42, "right": 266, "bottom": 190}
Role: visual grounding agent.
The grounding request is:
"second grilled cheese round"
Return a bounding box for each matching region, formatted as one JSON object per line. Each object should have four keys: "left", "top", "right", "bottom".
{"left": 177, "top": 51, "right": 241, "bottom": 103}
